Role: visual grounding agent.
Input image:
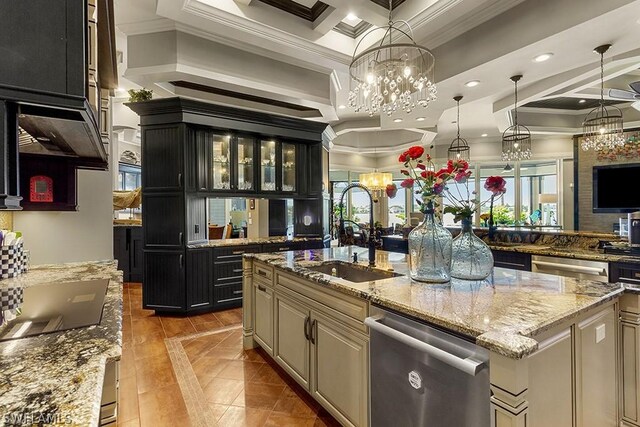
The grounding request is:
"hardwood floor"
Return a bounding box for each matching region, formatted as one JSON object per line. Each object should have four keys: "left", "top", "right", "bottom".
{"left": 119, "top": 283, "right": 340, "bottom": 427}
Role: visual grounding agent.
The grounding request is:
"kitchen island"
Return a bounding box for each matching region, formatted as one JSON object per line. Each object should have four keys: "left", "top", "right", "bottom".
{"left": 0, "top": 261, "right": 122, "bottom": 426}
{"left": 243, "top": 247, "right": 627, "bottom": 426}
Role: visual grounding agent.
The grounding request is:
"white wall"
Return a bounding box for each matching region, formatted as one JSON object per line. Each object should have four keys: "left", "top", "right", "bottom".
{"left": 13, "top": 169, "right": 114, "bottom": 265}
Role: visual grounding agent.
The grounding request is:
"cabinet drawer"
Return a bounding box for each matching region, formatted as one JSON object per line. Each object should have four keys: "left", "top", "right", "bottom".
{"left": 263, "top": 242, "right": 300, "bottom": 253}
{"left": 492, "top": 250, "right": 531, "bottom": 271}
{"left": 611, "top": 262, "right": 640, "bottom": 285}
{"left": 254, "top": 262, "right": 274, "bottom": 282}
{"left": 214, "top": 245, "right": 261, "bottom": 261}
{"left": 214, "top": 282, "right": 243, "bottom": 304}
{"left": 214, "top": 261, "right": 244, "bottom": 283}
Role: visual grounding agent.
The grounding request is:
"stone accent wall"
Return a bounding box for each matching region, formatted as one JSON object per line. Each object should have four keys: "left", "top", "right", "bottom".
{"left": 576, "top": 133, "right": 640, "bottom": 232}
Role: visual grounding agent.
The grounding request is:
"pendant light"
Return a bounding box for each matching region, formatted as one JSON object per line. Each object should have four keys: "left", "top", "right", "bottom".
{"left": 501, "top": 75, "right": 532, "bottom": 161}
{"left": 581, "top": 44, "right": 626, "bottom": 151}
{"left": 348, "top": 0, "right": 436, "bottom": 117}
{"left": 447, "top": 95, "right": 470, "bottom": 161}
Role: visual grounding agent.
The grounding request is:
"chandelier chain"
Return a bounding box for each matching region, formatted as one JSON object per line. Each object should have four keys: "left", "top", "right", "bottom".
{"left": 456, "top": 99, "right": 460, "bottom": 139}
{"left": 514, "top": 79, "right": 518, "bottom": 126}
{"left": 600, "top": 50, "right": 604, "bottom": 107}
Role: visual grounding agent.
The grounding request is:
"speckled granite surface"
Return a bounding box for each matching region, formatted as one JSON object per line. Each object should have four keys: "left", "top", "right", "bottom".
{"left": 246, "top": 247, "right": 623, "bottom": 359}
{"left": 487, "top": 243, "right": 640, "bottom": 264}
{"left": 0, "top": 261, "right": 122, "bottom": 426}
{"left": 188, "top": 236, "right": 323, "bottom": 248}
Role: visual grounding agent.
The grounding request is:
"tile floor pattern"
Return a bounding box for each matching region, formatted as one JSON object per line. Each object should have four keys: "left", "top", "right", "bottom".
{"left": 119, "top": 283, "right": 341, "bottom": 427}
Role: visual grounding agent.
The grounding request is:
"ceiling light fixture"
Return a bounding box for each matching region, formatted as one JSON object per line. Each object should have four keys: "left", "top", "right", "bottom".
{"left": 416, "top": 117, "right": 425, "bottom": 121}
{"left": 338, "top": 104, "right": 346, "bottom": 109}
{"left": 465, "top": 80, "right": 480, "bottom": 88}
{"left": 578, "top": 99, "right": 587, "bottom": 104}
{"left": 502, "top": 75, "right": 532, "bottom": 161}
{"left": 346, "top": 13, "right": 359, "bottom": 21}
{"left": 481, "top": 133, "right": 488, "bottom": 137}
{"left": 393, "top": 118, "right": 403, "bottom": 123}
{"left": 359, "top": 171, "right": 393, "bottom": 192}
{"left": 581, "top": 44, "right": 625, "bottom": 151}
{"left": 533, "top": 53, "right": 553, "bottom": 62}
{"left": 447, "top": 95, "right": 470, "bottom": 162}
{"left": 348, "top": 0, "right": 436, "bottom": 117}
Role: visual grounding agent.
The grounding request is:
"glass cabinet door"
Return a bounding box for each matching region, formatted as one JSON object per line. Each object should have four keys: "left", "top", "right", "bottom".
{"left": 237, "top": 137, "right": 254, "bottom": 191}
{"left": 260, "top": 140, "right": 277, "bottom": 191}
{"left": 211, "top": 134, "right": 232, "bottom": 190}
{"left": 281, "top": 142, "right": 296, "bottom": 192}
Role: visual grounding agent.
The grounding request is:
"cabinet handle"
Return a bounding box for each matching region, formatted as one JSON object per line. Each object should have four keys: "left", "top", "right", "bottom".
{"left": 257, "top": 284, "right": 267, "bottom": 292}
{"left": 278, "top": 247, "right": 291, "bottom": 251}
{"left": 233, "top": 290, "right": 243, "bottom": 295}
{"left": 232, "top": 251, "right": 243, "bottom": 255}
{"left": 304, "top": 316, "right": 310, "bottom": 341}
{"left": 311, "top": 319, "right": 317, "bottom": 345}
{"left": 177, "top": 173, "right": 183, "bottom": 187}
{"left": 179, "top": 232, "right": 184, "bottom": 245}
{"left": 257, "top": 269, "right": 267, "bottom": 277}
{"left": 179, "top": 254, "right": 184, "bottom": 269}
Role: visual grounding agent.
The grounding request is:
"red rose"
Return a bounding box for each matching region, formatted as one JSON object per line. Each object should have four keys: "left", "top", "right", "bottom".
{"left": 385, "top": 183, "right": 398, "bottom": 198}
{"left": 398, "top": 151, "right": 409, "bottom": 163}
{"left": 416, "top": 163, "right": 426, "bottom": 170}
{"left": 436, "top": 168, "right": 449, "bottom": 178}
{"left": 446, "top": 159, "right": 455, "bottom": 173}
{"left": 454, "top": 170, "right": 472, "bottom": 183}
{"left": 484, "top": 176, "right": 507, "bottom": 195}
{"left": 400, "top": 178, "right": 414, "bottom": 188}
{"left": 407, "top": 146, "right": 425, "bottom": 160}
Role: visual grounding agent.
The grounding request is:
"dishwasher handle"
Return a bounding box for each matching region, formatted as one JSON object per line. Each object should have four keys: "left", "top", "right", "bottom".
{"left": 532, "top": 260, "right": 607, "bottom": 276}
{"left": 365, "top": 316, "right": 485, "bottom": 376}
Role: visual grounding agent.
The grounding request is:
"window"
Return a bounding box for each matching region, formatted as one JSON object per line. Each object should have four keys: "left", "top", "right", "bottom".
{"left": 208, "top": 198, "right": 248, "bottom": 231}
{"left": 351, "top": 186, "right": 371, "bottom": 225}
{"left": 388, "top": 180, "right": 406, "bottom": 228}
{"left": 479, "top": 165, "right": 516, "bottom": 225}
{"left": 520, "top": 161, "right": 558, "bottom": 226}
{"left": 442, "top": 178, "right": 475, "bottom": 226}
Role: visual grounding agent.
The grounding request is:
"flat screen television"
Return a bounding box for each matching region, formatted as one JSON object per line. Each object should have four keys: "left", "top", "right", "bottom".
{"left": 593, "top": 163, "right": 640, "bottom": 213}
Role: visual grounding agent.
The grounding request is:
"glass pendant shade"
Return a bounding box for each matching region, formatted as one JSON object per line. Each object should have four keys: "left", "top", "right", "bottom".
{"left": 359, "top": 172, "right": 393, "bottom": 191}
{"left": 448, "top": 95, "right": 470, "bottom": 161}
{"left": 348, "top": 1, "right": 436, "bottom": 117}
{"left": 581, "top": 44, "right": 626, "bottom": 151}
{"left": 502, "top": 75, "right": 532, "bottom": 161}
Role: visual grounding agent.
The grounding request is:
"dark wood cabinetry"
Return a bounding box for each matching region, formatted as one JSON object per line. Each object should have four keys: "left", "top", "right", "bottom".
{"left": 113, "top": 226, "right": 144, "bottom": 282}
{"left": 492, "top": 250, "right": 532, "bottom": 271}
{"left": 610, "top": 262, "right": 640, "bottom": 285}
{"left": 129, "top": 98, "right": 327, "bottom": 313}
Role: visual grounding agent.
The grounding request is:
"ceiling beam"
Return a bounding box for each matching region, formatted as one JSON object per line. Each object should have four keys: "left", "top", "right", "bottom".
{"left": 233, "top": 0, "right": 254, "bottom": 5}
{"left": 313, "top": 5, "right": 346, "bottom": 35}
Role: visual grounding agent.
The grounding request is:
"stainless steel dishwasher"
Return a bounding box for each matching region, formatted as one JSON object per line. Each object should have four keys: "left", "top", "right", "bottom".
{"left": 366, "top": 306, "right": 490, "bottom": 427}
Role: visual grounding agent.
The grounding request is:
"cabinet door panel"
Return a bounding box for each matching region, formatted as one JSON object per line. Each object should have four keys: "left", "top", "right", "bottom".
{"left": 275, "top": 294, "right": 310, "bottom": 389}
{"left": 312, "top": 312, "right": 368, "bottom": 427}
{"left": 143, "top": 251, "right": 185, "bottom": 311}
{"left": 577, "top": 307, "right": 617, "bottom": 427}
{"left": 113, "top": 227, "right": 130, "bottom": 281}
{"left": 621, "top": 320, "right": 639, "bottom": 424}
{"left": 260, "top": 140, "right": 277, "bottom": 192}
{"left": 254, "top": 282, "right": 274, "bottom": 354}
{"left": 186, "top": 249, "right": 212, "bottom": 310}
{"left": 130, "top": 227, "right": 144, "bottom": 283}
{"left": 142, "top": 126, "right": 184, "bottom": 190}
{"left": 281, "top": 142, "right": 296, "bottom": 193}
{"left": 210, "top": 133, "right": 232, "bottom": 190}
{"left": 143, "top": 194, "right": 184, "bottom": 247}
{"left": 237, "top": 137, "right": 255, "bottom": 191}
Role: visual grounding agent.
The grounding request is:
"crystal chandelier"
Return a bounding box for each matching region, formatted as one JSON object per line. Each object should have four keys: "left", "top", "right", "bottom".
{"left": 348, "top": 0, "right": 436, "bottom": 117}
{"left": 502, "top": 75, "right": 532, "bottom": 161}
{"left": 447, "top": 95, "right": 470, "bottom": 161}
{"left": 581, "top": 44, "right": 626, "bottom": 151}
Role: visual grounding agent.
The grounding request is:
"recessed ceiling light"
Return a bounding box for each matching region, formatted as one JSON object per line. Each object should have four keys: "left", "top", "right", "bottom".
{"left": 393, "top": 118, "right": 403, "bottom": 123}
{"left": 416, "top": 117, "right": 425, "bottom": 122}
{"left": 346, "top": 13, "right": 358, "bottom": 21}
{"left": 481, "top": 133, "right": 488, "bottom": 137}
{"left": 578, "top": 99, "right": 587, "bottom": 104}
{"left": 338, "top": 104, "right": 346, "bottom": 109}
{"left": 533, "top": 53, "right": 553, "bottom": 62}
{"left": 465, "top": 80, "right": 480, "bottom": 88}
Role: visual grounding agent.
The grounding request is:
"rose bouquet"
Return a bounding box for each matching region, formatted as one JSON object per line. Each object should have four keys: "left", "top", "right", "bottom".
{"left": 398, "top": 146, "right": 469, "bottom": 213}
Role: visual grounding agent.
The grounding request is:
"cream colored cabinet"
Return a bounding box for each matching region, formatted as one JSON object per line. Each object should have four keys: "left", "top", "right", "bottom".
{"left": 621, "top": 293, "right": 640, "bottom": 427}
{"left": 311, "top": 311, "right": 369, "bottom": 427}
{"left": 274, "top": 292, "right": 311, "bottom": 389}
{"left": 253, "top": 281, "right": 274, "bottom": 355}
{"left": 577, "top": 307, "right": 617, "bottom": 427}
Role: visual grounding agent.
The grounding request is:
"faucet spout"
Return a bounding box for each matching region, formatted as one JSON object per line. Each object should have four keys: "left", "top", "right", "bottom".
{"left": 338, "top": 183, "right": 376, "bottom": 267}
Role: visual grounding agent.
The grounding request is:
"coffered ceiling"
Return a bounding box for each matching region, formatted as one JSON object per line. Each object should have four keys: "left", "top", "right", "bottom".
{"left": 114, "top": 0, "right": 640, "bottom": 155}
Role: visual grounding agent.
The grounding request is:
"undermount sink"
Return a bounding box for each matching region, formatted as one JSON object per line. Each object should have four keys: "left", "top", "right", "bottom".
{"left": 307, "top": 262, "right": 403, "bottom": 283}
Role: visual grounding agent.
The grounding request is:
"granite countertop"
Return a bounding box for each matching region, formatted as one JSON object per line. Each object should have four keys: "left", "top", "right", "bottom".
{"left": 0, "top": 261, "right": 122, "bottom": 426}
{"left": 246, "top": 247, "right": 624, "bottom": 359}
{"left": 486, "top": 243, "right": 640, "bottom": 264}
{"left": 189, "top": 236, "right": 323, "bottom": 248}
